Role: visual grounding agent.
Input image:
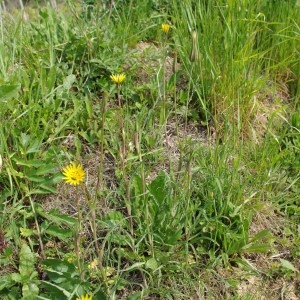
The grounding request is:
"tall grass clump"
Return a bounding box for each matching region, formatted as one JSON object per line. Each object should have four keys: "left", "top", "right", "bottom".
{"left": 171, "top": 0, "right": 299, "bottom": 136}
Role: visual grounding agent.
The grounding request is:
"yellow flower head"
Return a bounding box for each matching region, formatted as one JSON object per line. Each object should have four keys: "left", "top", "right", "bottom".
{"left": 161, "top": 23, "right": 170, "bottom": 33}
{"left": 110, "top": 73, "right": 126, "bottom": 84}
{"left": 76, "top": 295, "right": 92, "bottom": 300}
{"left": 62, "top": 163, "right": 85, "bottom": 185}
{"left": 88, "top": 258, "right": 99, "bottom": 270}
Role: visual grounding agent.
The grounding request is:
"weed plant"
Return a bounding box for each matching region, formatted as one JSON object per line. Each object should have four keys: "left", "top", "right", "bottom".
{"left": 0, "top": 0, "right": 299, "bottom": 299}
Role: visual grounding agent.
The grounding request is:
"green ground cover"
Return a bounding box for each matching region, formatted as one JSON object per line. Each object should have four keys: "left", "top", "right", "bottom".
{"left": 0, "top": 1, "right": 299, "bottom": 299}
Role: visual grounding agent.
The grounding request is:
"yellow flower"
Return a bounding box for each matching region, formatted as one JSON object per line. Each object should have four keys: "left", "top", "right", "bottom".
{"left": 62, "top": 163, "right": 85, "bottom": 185}
{"left": 161, "top": 23, "right": 170, "bottom": 33}
{"left": 110, "top": 73, "right": 126, "bottom": 84}
{"left": 88, "top": 258, "right": 99, "bottom": 270}
{"left": 76, "top": 295, "right": 92, "bottom": 300}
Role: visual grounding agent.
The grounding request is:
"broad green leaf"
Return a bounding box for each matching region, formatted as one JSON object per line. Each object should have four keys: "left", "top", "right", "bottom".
{"left": 25, "top": 165, "right": 58, "bottom": 179}
{"left": 241, "top": 243, "right": 271, "bottom": 254}
{"left": 19, "top": 244, "right": 35, "bottom": 278}
{"left": 63, "top": 74, "right": 76, "bottom": 90}
{"left": 50, "top": 104, "right": 82, "bottom": 140}
{"left": 20, "top": 228, "right": 37, "bottom": 238}
{"left": 23, "top": 175, "right": 45, "bottom": 183}
{"left": 280, "top": 259, "right": 297, "bottom": 272}
{"left": 93, "top": 290, "right": 107, "bottom": 300}
{"left": 131, "top": 175, "right": 145, "bottom": 215}
{"left": 100, "top": 211, "right": 128, "bottom": 229}
{"left": 126, "top": 292, "right": 143, "bottom": 300}
{"left": 145, "top": 258, "right": 158, "bottom": 270}
{"left": 26, "top": 140, "right": 40, "bottom": 154}
{"left": 35, "top": 164, "right": 57, "bottom": 176}
{"left": 45, "top": 225, "right": 73, "bottom": 242}
{"left": 26, "top": 187, "right": 57, "bottom": 195}
{"left": 38, "top": 209, "right": 76, "bottom": 227}
{"left": 148, "top": 171, "right": 168, "bottom": 205}
{"left": 251, "top": 229, "right": 272, "bottom": 242}
{"left": 42, "top": 259, "right": 74, "bottom": 273}
{"left": 40, "top": 281, "right": 71, "bottom": 297}
{"left": 123, "top": 262, "right": 145, "bottom": 272}
{"left": 0, "top": 274, "right": 16, "bottom": 291}
{"left": 22, "top": 281, "right": 39, "bottom": 299}
{"left": 13, "top": 158, "right": 44, "bottom": 168}
{"left": 10, "top": 273, "right": 22, "bottom": 283}
{"left": 0, "top": 85, "right": 20, "bottom": 100}
{"left": 107, "top": 232, "right": 131, "bottom": 246}
{"left": 47, "top": 66, "right": 57, "bottom": 91}
{"left": 20, "top": 133, "right": 30, "bottom": 149}
{"left": 85, "top": 97, "right": 93, "bottom": 118}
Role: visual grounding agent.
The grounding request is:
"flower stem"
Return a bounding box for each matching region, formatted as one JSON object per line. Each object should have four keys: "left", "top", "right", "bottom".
{"left": 28, "top": 196, "right": 45, "bottom": 260}
{"left": 75, "top": 186, "right": 84, "bottom": 280}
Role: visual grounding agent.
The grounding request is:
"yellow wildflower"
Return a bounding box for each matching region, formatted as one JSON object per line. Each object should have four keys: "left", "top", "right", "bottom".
{"left": 62, "top": 163, "right": 85, "bottom": 185}
{"left": 110, "top": 73, "right": 126, "bottom": 84}
{"left": 88, "top": 258, "right": 99, "bottom": 270}
{"left": 161, "top": 23, "right": 170, "bottom": 33}
{"left": 76, "top": 295, "right": 92, "bottom": 300}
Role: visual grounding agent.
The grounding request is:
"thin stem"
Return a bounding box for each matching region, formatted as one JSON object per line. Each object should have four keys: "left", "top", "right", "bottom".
{"left": 95, "top": 91, "right": 108, "bottom": 201}
{"left": 135, "top": 128, "right": 153, "bottom": 254}
{"left": 91, "top": 92, "right": 108, "bottom": 271}
{"left": 116, "top": 87, "right": 133, "bottom": 235}
{"left": 75, "top": 186, "right": 84, "bottom": 280}
{"left": 117, "top": 84, "right": 121, "bottom": 107}
{"left": 28, "top": 197, "right": 45, "bottom": 260}
{"left": 84, "top": 185, "right": 104, "bottom": 273}
{"left": 121, "top": 129, "right": 133, "bottom": 236}
{"left": 161, "top": 34, "right": 168, "bottom": 124}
